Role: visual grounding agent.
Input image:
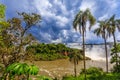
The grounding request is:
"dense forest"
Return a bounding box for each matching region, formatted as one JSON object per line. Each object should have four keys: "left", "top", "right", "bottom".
{"left": 26, "top": 43, "right": 86, "bottom": 61}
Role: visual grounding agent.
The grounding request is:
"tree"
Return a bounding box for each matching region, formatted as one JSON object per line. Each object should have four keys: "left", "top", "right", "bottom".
{"left": 107, "top": 15, "right": 120, "bottom": 72}
{"left": 0, "top": 12, "right": 41, "bottom": 80}
{"left": 94, "top": 20, "right": 109, "bottom": 73}
{"left": 0, "top": 4, "right": 6, "bottom": 19}
{"left": 0, "top": 4, "right": 12, "bottom": 79}
{"left": 73, "top": 8, "right": 96, "bottom": 79}
{"left": 0, "top": 3, "right": 10, "bottom": 45}
{"left": 69, "top": 50, "right": 82, "bottom": 77}
{"left": 1, "top": 12, "right": 41, "bottom": 65}
{"left": 111, "top": 43, "right": 120, "bottom": 73}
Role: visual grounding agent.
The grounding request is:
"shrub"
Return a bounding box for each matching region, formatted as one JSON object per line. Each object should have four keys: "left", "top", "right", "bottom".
{"left": 80, "top": 67, "right": 103, "bottom": 75}
{"left": 80, "top": 67, "right": 103, "bottom": 80}
{"left": 62, "top": 73, "right": 120, "bottom": 80}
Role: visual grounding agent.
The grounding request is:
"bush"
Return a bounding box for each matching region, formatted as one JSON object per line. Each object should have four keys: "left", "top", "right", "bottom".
{"left": 111, "top": 65, "right": 120, "bottom": 73}
{"left": 80, "top": 67, "right": 103, "bottom": 80}
{"left": 80, "top": 67, "right": 103, "bottom": 75}
{"left": 62, "top": 67, "right": 120, "bottom": 80}
{"left": 62, "top": 75, "right": 76, "bottom": 80}
{"left": 62, "top": 73, "right": 120, "bottom": 80}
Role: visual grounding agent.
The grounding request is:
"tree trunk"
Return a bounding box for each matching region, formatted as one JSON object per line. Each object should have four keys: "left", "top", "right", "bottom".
{"left": 104, "top": 35, "right": 108, "bottom": 73}
{"left": 82, "top": 28, "right": 86, "bottom": 80}
{"left": 27, "top": 74, "right": 29, "bottom": 80}
{"left": 74, "top": 59, "right": 77, "bottom": 77}
{"left": 113, "top": 33, "right": 118, "bottom": 72}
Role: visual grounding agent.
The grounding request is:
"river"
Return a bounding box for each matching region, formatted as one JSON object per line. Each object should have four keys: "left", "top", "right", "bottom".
{"left": 32, "top": 59, "right": 113, "bottom": 79}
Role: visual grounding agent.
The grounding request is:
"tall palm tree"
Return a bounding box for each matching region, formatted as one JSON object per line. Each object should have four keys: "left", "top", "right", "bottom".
{"left": 107, "top": 15, "right": 120, "bottom": 72}
{"left": 73, "top": 8, "right": 96, "bottom": 79}
{"left": 94, "top": 20, "right": 109, "bottom": 73}
{"left": 69, "top": 51, "right": 82, "bottom": 77}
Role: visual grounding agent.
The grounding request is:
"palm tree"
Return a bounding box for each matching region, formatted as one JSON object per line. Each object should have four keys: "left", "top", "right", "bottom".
{"left": 73, "top": 8, "right": 96, "bottom": 79}
{"left": 94, "top": 20, "right": 109, "bottom": 73}
{"left": 69, "top": 50, "right": 82, "bottom": 77}
{"left": 107, "top": 15, "right": 120, "bottom": 72}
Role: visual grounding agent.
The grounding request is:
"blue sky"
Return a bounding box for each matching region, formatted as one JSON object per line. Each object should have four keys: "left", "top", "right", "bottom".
{"left": 1, "top": 0, "right": 120, "bottom": 43}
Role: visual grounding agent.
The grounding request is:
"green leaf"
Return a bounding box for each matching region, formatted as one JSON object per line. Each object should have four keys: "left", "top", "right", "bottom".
{"left": 28, "top": 65, "right": 39, "bottom": 75}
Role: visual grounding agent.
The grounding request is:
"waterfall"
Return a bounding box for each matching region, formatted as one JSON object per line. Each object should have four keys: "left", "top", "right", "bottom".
{"left": 67, "top": 43, "right": 113, "bottom": 61}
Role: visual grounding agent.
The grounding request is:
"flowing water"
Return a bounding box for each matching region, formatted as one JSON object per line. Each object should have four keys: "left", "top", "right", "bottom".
{"left": 33, "top": 59, "right": 113, "bottom": 79}
{"left": 67, "top": 43, "right": 113, "bottom": 61}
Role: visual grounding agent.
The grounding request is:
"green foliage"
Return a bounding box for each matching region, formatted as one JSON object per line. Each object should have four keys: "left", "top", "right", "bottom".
{"left": 111, "top": 44, "right": 120, "bottom": 56}
{"left": 111, "top": 65, "right": 120, "bottom": 73}
{"left": 62, "top": 67, "right": 120, "bottom": 80}
{"left": 80, "top": 67, "right": 103, "bottom": 75}
{"left": 80, "top": 67, "right": 104, "bottom": 80}
{"left": 6, "top": 62, "right": 29, "bottom": 75}
{"left": 93, "top": 20, "right": 109, "bottom": 72}
{"left": 73, "top": 8, "right": 96, "bottom": 32}
{"left": 28, "top": 65, "right": 39, "bottom": 75}
{"left": 5, "top": 62, "right": 39, "bottom": 80}
{"left": 69, "top": 51, "right": 83, "bottom": 77}
{"left": 0, "top": 5, "right": 41, "bottom": 79}
{"left": 0, "top": 4, "right": 10, "bottom": 46}
{"left": 110, "top": 43, "right": 120, "bottom": 73}
{"left": 0, "top": 4, "right": 6, "bottom": 19}
{"left": 6, "top": 62, "right": 39, "bottom": 75}
{"left": 69, "top": 51, "right": 83, "bottom": 64}
{"left": 73, "top": 8, "right": 96, "bottom": 79}
{"left": 0, "top": 12, "right": 41, "bottom": 70}
{"left": 34, "top": 53, "right": 67, "bottom": 61}
{"left": 62, "top": 75, "right": 76, "bottom": 80}
{"left": 26, "top": 43, "right": 83, "bottom": 61}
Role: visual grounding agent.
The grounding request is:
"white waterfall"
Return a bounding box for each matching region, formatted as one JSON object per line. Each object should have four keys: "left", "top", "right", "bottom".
{"left": 67, "top": 43, "right": 113, "bottom": 61}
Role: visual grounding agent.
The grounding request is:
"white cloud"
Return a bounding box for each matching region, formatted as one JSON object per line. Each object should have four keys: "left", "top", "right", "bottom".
{"left": 51, "top": 38, "right": 62, "bottom": 43}
{"left": 33, "top": 0, "right": 53, "bottom": 17}
{"left": 98, "top": 14, "right": 109, "bottom": 20}
{"left": 32, "top": 0, "right": 69, "bottom": 27}
{"left": 56, "top": 16, "right": 69, "bottom": 27}
{"left": 98, "top": 0, "right": 119, "bottom": 20}
{"left": 53, "top": 0, "right": 68, "bottom": 15}
{"left": 79, "top": 0, "right": 97, "bottom": 14}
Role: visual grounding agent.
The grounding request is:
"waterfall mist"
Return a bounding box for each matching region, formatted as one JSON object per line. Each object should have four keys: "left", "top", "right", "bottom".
{"left": 67, "top": 43, "right": 112, "bottom": 61}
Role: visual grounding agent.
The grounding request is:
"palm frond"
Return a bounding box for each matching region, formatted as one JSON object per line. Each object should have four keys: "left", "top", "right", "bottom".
{"left": 94, "top": 28, "right": 101, "bottom": 37}
{"left": 89, "top": 14, "right": 96, "bottom": 29}
{"left": 108, "top": 14, "right": 115, "bottom": 22}
{"left": 73, "top": 11, "right": 82, "bottom": 30}
{"left": 116, "top": 19, "right": 120, "bottom": 31}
